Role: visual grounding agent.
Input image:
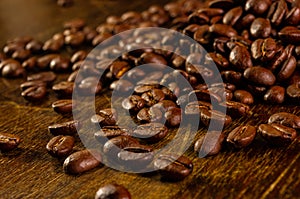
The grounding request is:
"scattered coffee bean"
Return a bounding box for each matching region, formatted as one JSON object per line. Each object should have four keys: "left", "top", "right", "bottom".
{"left": 52, "top": 99, "right": 73, "bottom": 114}
{"left": 194, "top": 131, "right": 225, "bottom": 156}
{"left": 48, "top": 120, "right": 80, "bottom": 136}
{"left": 94, "top": 126, "right": 131, "bottom": 143}
{"left": 133, "top": 123, "right": 168, "bottom": 143}
{"left": 0, "top": 132, "right": 21, "bottom": 152}
{"left": 268, "top": 112, "right": 300, "bottom": 129}
{"left": 227, "top": 125, "right": 256, "bottom": 148}
{"left": 91, "top": 108, "right": 117, "bottom": 127}
{"left": 95, "top": 184, "right": 131, "bottom": 199}
{"left": 21, "top": 86, "right": 47, "bottom": 101}
{"left": 46, "top": 135, "right": 75, "bottom": 157}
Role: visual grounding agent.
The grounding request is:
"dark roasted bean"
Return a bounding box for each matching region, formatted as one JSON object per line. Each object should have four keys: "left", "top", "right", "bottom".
{"left": 200, "top": 109, "right": 232, "bottom": 129}
{"left": 151, "top": 100, "right": 177, "bottom": 112}
{"left": 277, "top": 56, "right": 296, "bottom": 82}
{"left": 95, "top": 184, "right": 131, "bottom": 199}
{"left": 0, "top": 59, "right": 25, "bottom": 78}
{"left": 165, "top": 107, "right": 182, "bottom": 127}
{"left": 154, "top": 154, "right": 193, "bottom": 181}
{"left": 141, "top": 89, "right": 165, "bottom": 106}
{"left": 278, "top": 26, "right": 300, "bottom": 44}
{"left": 189, "top": 89, "right": 222, "bottom": 104}
{"left": 122, "top": 95, "right": 145, "bottom": 113}
{"left": 94, "top": 126, "right": 131, "bottom": 143}
{"left": 233, "top": 90, "right": 254, "bottom": 105}
{"left": 64, "top": 18, "right": 85, "bottom": 30}
{"left": 264, "top": 86, "right": 285, "bottom": 104}
{"left": 137, "top": 107, "right": 163, "bottom": 123}
{"left": 258, "top": 123, "right": 297, "bottom": 145}
{"left": 21, "top": 86, "right": 47, "bottom": 101}
{"left": 25, "top": 40, "right": 43, "bottom": 53}
{"left": 20, "top": 81, "right": 46, "bottom": 91}
{"left": 250, "top": 18, "right": 271, "bottom": 38}
{"left": 70, "top": 50, "right": 87, "bottom": 63}
{"left": 78, "top": 77, "right": 102, "bottom": 95}
{"left": 287, "top": 83, "right": 300, "bottom": 100}
{"left": 185, "top": 101, "right": 212, "bottom": 115}
{"left": 52, "top": 81, "right": 74, "bottom": 97}
{"left": 245, "top": 0, "right": 272, "bottom": 15}
{"left": 223, "top": 6, "right": 243, "bottom": 26}
{"left": 244, "top": 66, "right": 276, "bottom": 86}
{"left": 133, "top": 123, "right": 168, "bottom": 143}
{"left": 110, "top": 61, "right": 130, "bottom": 79}
{"left": 267, "top": 0, "right": 287, "bottom": 26}
{"left": 268, "top": 112, "right": 300, "bottom": 129}
{"left": 229, "top": 45, "right": 252, "bottom": 71}
{"left": 48, "top": 120, "right": 80, "bottom": 136}
{"left": 63, "top": 149, "right": 102, "bottom": 174}
{"left": 227, "top": 125, "right": 256, "bottom": 148}
{"left": 194, "top": 131, "right": 225, "bottom": 156}
{"left": 46, "top": 135, "right": 74, "bottom": 157}
{"left": 27, "top": 71, "right": 56, "bottom": 84}
{"left": 221, "top": 101, "right": 250, "bottom": 118}
{"left": 110, "top": 80, "right": 133, "bottom": 94}
{"left": 49, "top": 56, "right": 70, "bottom": 72}
{"left": 0, "top": 132, "right": 21, "bottom": 152}
{"left": 22, "top": 57, "right": 37, "bottom": 71}
{"left": 52, "top": 99, "right": 73, "bottom": 114}
{"left": 103, "top": 136, "right": 140, "bottom": 158}
{"left": 209, "top": 24, "right": 237, "bottom": 38}
{"left": 221, "top": 70, "right": 242, "bottom": 85}
{"left": 91, "top": 108, "right": 117, "bottom": 127}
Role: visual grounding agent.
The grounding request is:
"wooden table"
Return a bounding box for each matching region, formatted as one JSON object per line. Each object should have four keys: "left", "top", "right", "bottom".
{"left": 0, "top": 0, "right": 300, "bottom": 198}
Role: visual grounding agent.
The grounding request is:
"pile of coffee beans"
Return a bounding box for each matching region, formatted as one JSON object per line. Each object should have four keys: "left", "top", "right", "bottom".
{"left": 1, "top": 0, "right": 300, "bottom": 197}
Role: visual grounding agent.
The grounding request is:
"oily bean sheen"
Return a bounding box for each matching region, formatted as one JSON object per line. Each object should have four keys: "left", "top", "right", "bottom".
{"left": 27, "top": 71, "right": 56, "bottom": 84}
{"left": 48, "top": 120, "right": 80, "bottom": 135}
{"left": 233, "top": 90, "right": 254, "bottom": 105}
{"left": 194, "top": 131, "right": 225, "bottom": 156}
{"left": 103, "top": 136, "right": 140, "bottom": 158}
{"left": 264, "top": 86, "right": 285, "bottom": 104}
{"left": 46, "top": 135, "right": 75, "bottom": 157}
{"left": 154, "top": 154, "right": 193, "bottom": 181}
{"left": 287, "top": 83, "right": 300, "bottom": 100}
{"left": 63, "top": 149, "right": 102, "bottom": 174}
{"left": 20, "top": 81, "right": 46, "bottom": 91}
{"left": 268, "top": 112, "right": 300, "bottom": 129}
{"left": 243, "top": 66, "right": 276, "bottom": 86}
{"left": 122, "top": 95, "right": 145, "bottom": 113}
{"left": 0, "top": 132, "right": 21, "bottom": 151}
{"left": 221, "top": 101, "right": 250, "bottom": 118}
{"left": 229, "top": 45, "right": 252, "bottom": 70}
{"left": 94, "top": 126, "right": 131, "bottom": 143}
{"left": 133, "top": 123, "right": 168, "bottom": 143}
{"left": 258, "top": 124, "right": 297, "bottom": 145}
{"left": 91, "top": 108, "right": 117, "bottom": 126}
{"left": 21, "top": 86, "right": 47, "bottom": 101}
{"left": 52, "top": 99, "right": 73, "bottom": 114}
{"left": 95, "top": 184, "right": 131, "bottom": 199}
{"left": 52, "top": 81, "right": 74, "bottom": 97}
{"left": 200, "top": 109, "right": 232, "bottom": 129}
{"left": 227, "top": 125, "right": 256, "bottom": 148}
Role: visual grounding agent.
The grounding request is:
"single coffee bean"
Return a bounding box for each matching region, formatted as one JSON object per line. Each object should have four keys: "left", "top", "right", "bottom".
{"left": 46, "top": 135, "right": 75, "bottom": 157}
{"left": 139, "top": 52, "right": 167, "bottom": 66}
{"left": 0, "top": 132, "right": 21, "bottom": 152}
{"left": 245, "top": 0, "right": 272, "bottom": 15}
{"left": 43, "top": 37, "right": 64, "bottom": 52}
{"left": 247, "top": 84, "right": 267, "bottom": 96}
{"left": 165, "top": 107, "right": 182, "bottom": 127}
{"left": 122, "top": 95, "right": 145, "bottom": 113}
{"left": 132, "top": 123, "right": 168, "bottom": 143}
{"left": 277, "top": 56, "right": 297, "bottom": 82}
{"left": 208, "top": 87, "right": 233, "bottom": 101}
{"left": 37, "top": 54, "right": 61, "bottom": 70}
{"left": 134, "top": 84, "right": 160, "bottom": 94}
{"left": 227, "top": 125, "right": 256, "bottom": 148}
{"left": 209, "top": 24, "right": 238, "bottom": 38}
{"left": 267, "top": 0, "right": 287, "bottom": 26}
{"left": 221, "top": 70, "right": 242, "bottom": 85}
{"left": 268, "top": 112, "right": 300, "bottom": 129}
{"left": 94, "top": 126, "right": 131, "bottom": 143}
{"left": 229, "top": 45, "right": 253, "bottom": 71}
{"left": 20, "top": 81, "right": 46, "bottom": 91}
{"left": 141, "top": 89, "right": 165, "bottom": 106}
{"left": 109, "top": 61, "right": 131, "bottom": 79}
{"left": 52, "top": 99, "right": 73, "bottom": 114}
{"left": 22, "top": 57, "right": 37, "bottom": 71}
{"left": 233, "top": 90, "right": 254, "bottom": 105}
{"left": 21, "top": 86, "right": 47, "bottom": 101}
{"left": 244, "top": 66, "right": 276, "bottom": 86}
{"left": 12, "top": 49, "right": 31, "bottom": 61}
{"left": 251, "top": 38, "right": 278, "bottom": 62}
{"left": 278, "top": 26, "right": 300, "bottom": 44}
{"left": 264, "top": 86, "right": 285, "bottom": 104}
{"left": 137, "top": 107, "right": 163, "bottom": 123}
{"left": 117, "top": 146, "right": 153, "bottom": 170}
{"left": 48, "top": 120, "right": 80, "bottom": 136}
{"left": 63, "top": 149, "right": 102, "bottom": 174}
{"left": 185, "top": 101, "right": 212, "bottom": 115}
{"left": 154, "top": 154, "right": 193, "bottom": 181}
{"left": 0, "top": 59, "right": 25, "bottom": 78}
{"left": 193, "top": 25, "right": 211, "bottom": 45}
{"left": 221, "top": 101, "right": 250, "bottom": 118}
{"left": 258, "top": 123, "right": 297, "bottom": 145}
{"left": 95, "top": 184, "right": 131, "bottom": 199}
{"left": 200, "top": 109, "right": 232, "bottom": 129}
{"left": 91, "top": 108, "right": 117, "bottom": 127}
{"left": 194, "top": 131, "right": 225, "bottom": 156}
{"left": 52, "top": 81, "right": 74, "bottom": 97}
{"left": 287, "top": 83, "right": 300, "bottom": 100}
{"left": 103, "top": 136, "right": 140, "bottom": 158}
{"left": 110, "top": 80, "right": 134, "bottom": 94}
{"left": 49, "top": 56, "right": 70, "bottom": 72}
{"left": 189, "top": 89, "right": 222, "bottom": 104}
{"left": 64, "top": 31, "right": 85, "bottom": 46}
{"left": 250, "top": 18, "right": 271, "bottom": 38}
{"left": 223, "top": 6, "right": 243, "bottom": 26}
{"left": 71, "top": 50, "right": 87, "bottom": 63}
{"left": 27, "top": 71, "right": 56, "bottom": 84}
{"left": 25, "top": 40, "right": 43, "bottom": 53}
{"left": 77, "top": 77, "right": 103, "bottom": 95}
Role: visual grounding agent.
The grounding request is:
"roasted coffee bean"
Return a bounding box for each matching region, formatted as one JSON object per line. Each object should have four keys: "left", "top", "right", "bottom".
{"left": 250, "top": 18, "right": 271, "bottom": 38}
{"left": 194, "top": 131, "right": 225, "bottom": 156}
{"left": 165, "top": 107, "right": 182, "bottom": 127}
{"left": 43, "top": 36, "right": 64, "bottom": 52}
{"left": 244, "top": 66, "right": 276, "bottom": 86}
{"left": 268, "top": 112, "right": 300, "bottom": 129}
{"left": 233, "top": 90, "right": 254, "bottom": 105}
{"left": 285, "top": 6, "right": 300, "bottom": 26}
{"left": 264, "top": 86, "right": 285, "bottom": 104}
{"left": 287, "top": 83, "right": 300, "bottom": 100}
{"left": 209, "top": 24, "right": 237, "bottom": 38}
{"left": 258, "top": 123, "right": 297, "bottom": 145}
{"left": 48, "top": 120, "right": 80, "bottom": 136}
{"left": 139, "top": 52, "right": 167, "bottom": 66}
{"left": 67, "top": 70, "right": 81, "bottom": 82}
{"left": 209, "top": 0, "right": 234, "bottom": 11}
{"left": 21, "top": 86, "right": 47, "bottom": 101}
{"left": 132, "top": 123, "right": 168, "bottom": 143}
{"left": 3, "top": 42, "right": 25, "bottom": 55}
{"left": 189, "top": 89, "right": 222, "bottom": 104}
{"left": 278, "top": 26, "right": 300, "bottom": 44}
{"left": 25, "top": 40, "right": 43, "bottom": 53}
{"left": 0, "top": 132, "right": 21, "bottom": 152}
{"left": 63, "top": 149, "right": 102, "bottom": 174}
{"left": 20, "top": 80, "right": 46, "bottom": 91}
{"left": 52, "top": 99, "right": 73, "bottom": 114}
{"left": 103, "top": 136, "right": 140, "bottom": 157}
{"left": 64, "top": 18, "right": 85, "bottom": 30}
{"left": 110, "top": 80, "right": 134, "bottom": 94}
{"left": 0, "top": 59, "right": 25, "bottom": 78}
{"left": 22, "top": 57, "right": 37, "bottom": 71}
{"left": 245, "top": 0, "right": 272, "bottom": 15}
{"left": 49, "top": 56, "right": 70, "bottom": 72}
{"left": 122, "top": 95, "right": 145, "bottom": 113}
{"left": 46, "top": 135, "right": 75, "bottom": 157}
{"left": 185, "top": 101, "right": 212, "bottom": 115}
{"left": 154, "top": 154, "right": 193, "bottom": 181}
{"left": 133, "top": 84, "right": 160, "bottom": 94}
{"left": 277, "top": 56, "right": 296, "bottom": 82}
{"left": 211, "top": 82, "right": 236, "bottom": 92}
{"left": 221, "top": 70, "right": 242, "bottom": 85}
{"left": 78, "top": 77, "right": 102, "bottom": 95}
{"left": 27, "top": 71, "right": 56, "bottom": 84}
{"left": 52, "top": 81, "right": 74, "bottom": 97}
{"left": 251, "top": 38, "right": 278, "bottom": 62}
{"left": 193, "top": 25, "right": 211, "bottom": 45}
{"left": 95, "top": 184, "right": 131, "bottom": 199}
{"left": 227, "top": 125, "right": 256, "bottom": 148}
{"left": 229, "top": 45, "right": 252, "bottom": 71}
{"left": 110, "top": 61, "right": 131, "bottom": 79}
{"left": 200, "top": 109, "right": 232, "bottom": 129}
{"left": 137, "top": 107, "right": 163, "bottom": 123}
{"left": 221, "top": 101, "right": 250, "bottom": 118}
{"left": 94, "top": 126, "right": 131, "bottom": 143}
{"left": 267, "top": 0, "right": 287, "bottom": 26}
{"left": 223, "top": 6, "right": 243, "bottom": 26}
{"left": 197, "top": 8, "right": 224, "bottom": 18}
{"left": 188, "top": 12, "right": 210, "bottom": 25}
{"left": 70, "top": 50, "right": 87, "bottom": 63}
{"left": 141, "top": 89, "right": 165, "bottom": 106}
{"left": 91, "top": 108, "right": 117, "bottom": 127}
{"left": 12, "top": 49, "right": 31, "bottom": 61}
{"left": 206, "top": 52, "right": 229, "bottom": 69}
{"left": 151, "top": 100, "right": 177, "bottom": 112}
{"left": 208, "top": 87, "right": 233, "bottom": 101}
{"left": 117, "top": 145, "right": 153, "bottom": 169}
{"left": 64, "top": 31, "right": 85, "bottom": 46}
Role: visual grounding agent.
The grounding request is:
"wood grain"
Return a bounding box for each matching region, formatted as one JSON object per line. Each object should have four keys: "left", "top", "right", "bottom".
{"left": 0, "top": 0, "right": 300, "bottom": 198}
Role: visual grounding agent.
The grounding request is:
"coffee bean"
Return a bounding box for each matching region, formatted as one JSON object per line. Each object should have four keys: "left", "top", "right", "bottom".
{"left": 221, "top": 70, "right": 242, "bottom": 85}
{"left": 103, "top": 136, "right": 140, "bottom": 158}
{"left": 27, "top": 71, "right": 56, "bottom": 84}
{"left": 122, "top": 95, "right": 145, "bottom": 113}
{"left": 57, "top": 0, "right": 74, "bottom": 7}
{"left": 71, "top": 50, "right": 87, "bottom": 63}
{"left": 287, "top": 83, "right": 300, "bottom": 100}
{"left": 233, "top": 90, "right": 254, "bottom": 105}
{"left": 165, "top": 107, "right": 182, "bottom": 127}
{"left": 209, "top": 24, "right": 238, "bottom": 38}
{"left": 65, "top": 32, "right": 85, "bottom": 46}
{"left": 91, "top": 108, "right": 117, "bottom": 127}
{"left": 277, "top": 56, "right": 297, "bottom": 82}
{"left": 46, "top": 135, "right": 75, "bottom": 157}
{"left": 245, "top": 0, "right": 272, "bottom": 15}
{"left": 48, "top": 120, "right": 80, "bottom": 136}
{"left": 285, "top": 6, "right": 300, "bottom": 26}
{"left": 52, "top": 99, "right": 73, "bottom": 114}
{"left": 185, "top": 101, "right": 212, "bottom": 115}
{"left": 64, "top": 18, "right": 86, "bottom": 30}
{"left": 200, "top": 109, "right": 232, "bottom": 129}
{"left": 63, "top": 149, "right": 102, "bottom": 174}
{"left": 132, "top": 123, "right": 168, "bottom": 143}
{"left": 36, "top": 54, "right": 60, "bottom": 70}
{"left": 77, "top": 77, "right": 103, "bottom": 95}
{"left": 154, "top": 154, "right": 193, "bottom": 181}
{"left": 194, "top": 131, "right": 225, "bottom": 156}
{"left": 229, "top": 45, "right": 253, "bottom": 71}
{"left": 43, "top": 36, "right": 64, "bottom": 52}
{"left": 22, "top": 57, "right": 37, "bottom": 71}
{"left": 49, "top": 56, "right": 70, "bottom": 72}
{"left": 267, "top": 0, "right": 287, "bottom": 26}
{"left": 94, "top": 126, "right": 131, "bottom": 143}
{"left": 137, "top": 107, "right": 163, "bottom": 123}
{"left": 12, "top": 49, "right": 31, "bottom": 61}
{"left": 209, "top": 0, "right": 234, "bottom": 11}
{"left": 20, "top": 81, "right": 46, "bottom": 91}
{"left": 189, "top": 89, "right": 222, "bottom": 104}
{"left": 268, "top": 112, "right": 300, "bottom": 129}
{"left": 0, "top": 132, "right": 21, "bottom": 152}
{"left": 53, "top": 81, "right": 74, "bottom": 97}
{"left": 258, "top": 123, "right": 297, "bottom": 145}
{"left": 244, "top": 66, "right": 276, "bottom": 86}
{"left": 25, "top": 40, "right": 43, "bottom": 53}
{"left": 223, "top": 6, "right": 243, "bottom": 26}
{"left": 250, "top": 18, "right": 271, "bottom": 38}
{"left": 264, "top": 86, "right": 285, "bottom": 104}
{"left": 139, "top": 52, "right": 167, "bottom": 66}
{"left": 95, "top": 184, "right": 131, "bottom": 199}
{"left": 221, "top": 101, "right": 250, "bottom": 118}
{"left": 193, "top": 25, "right": 211, "bottom": 45}
{"left": 21, "top": 86, "right": 47, "bottom": 101}
{"left": 0, "top": 59, "right": 25, "bottom": 78}
{"left": 110, "top": 80, "right": 133, "bottom": 94}
{"left": 251, "top": 38, "right": 278, "bottom": 62}
{"left": 109, "top": 61, "right": 131, "bottom": 79}
{"left": 278, "top": 26, "right": 300, "bottom": 44}
{"left": 227, "top": 125, "right": 256, "bottom": 148}
{"left": 141, "top": 89, "right": 165, "bottom": 106}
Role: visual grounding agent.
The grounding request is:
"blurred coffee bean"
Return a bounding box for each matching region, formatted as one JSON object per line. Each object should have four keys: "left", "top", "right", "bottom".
{"left": 52, "top": 81, "right": 74, "bottom": 97}
{"left": 21, "top": 86, "right": 47, "bottom": 101}
{"left": 52, "top": 99, "right": 73, "bottom": 114}
{"left": 0, "top": 132, "right": 21, "bottom": 152}
{"left": 94, "top": 126, "right": 131, "bottom": 143}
